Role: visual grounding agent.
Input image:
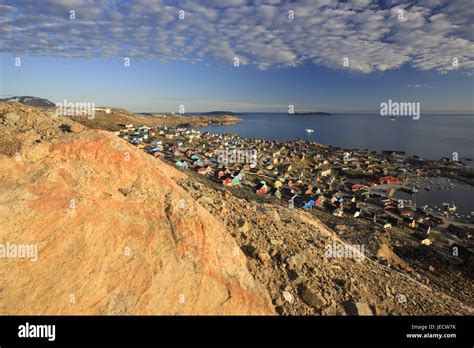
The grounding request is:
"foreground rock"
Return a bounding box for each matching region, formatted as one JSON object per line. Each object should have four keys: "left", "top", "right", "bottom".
{"left": 0, "top": 102, "right": 273, "bottom": 315}
{"left": 344, "top": 302, "right": 374, "bottom": 316}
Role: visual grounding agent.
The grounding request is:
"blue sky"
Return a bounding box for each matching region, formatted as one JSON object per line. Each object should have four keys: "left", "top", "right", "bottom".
{"left": 1, "top": 0, "right": 473, "bottom": 113}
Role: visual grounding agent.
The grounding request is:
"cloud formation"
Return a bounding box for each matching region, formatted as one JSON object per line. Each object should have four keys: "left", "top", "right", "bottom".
{"left": 1, "top": 0, "right": 473, "bottom": 74}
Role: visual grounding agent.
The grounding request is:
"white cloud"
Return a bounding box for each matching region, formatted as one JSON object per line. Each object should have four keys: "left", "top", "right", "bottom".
{"left": 1, "top": 0, "right": 473, "bottom": 74}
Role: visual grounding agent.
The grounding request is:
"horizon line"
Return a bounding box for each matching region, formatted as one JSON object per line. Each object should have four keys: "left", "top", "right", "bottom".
{"left": 133, "top": 110, "right": 474, "bottom": 115}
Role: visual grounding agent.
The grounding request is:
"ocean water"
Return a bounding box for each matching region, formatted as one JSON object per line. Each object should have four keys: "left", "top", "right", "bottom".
{"left": 198, "top": 113, "right": 474, "bottom": 162}
{"left": 198, "top": 112, "right": 474, "bottom": 215}
{"left": 396, "top": 177, "right": 474, "bottom": 215}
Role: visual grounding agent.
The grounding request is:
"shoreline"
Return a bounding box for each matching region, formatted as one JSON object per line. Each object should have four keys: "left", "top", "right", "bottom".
{"left": 118, "top": 123, "right": 474, "bottom": 221}
{"left": 198, "top": 113, "right": 474, "bottom": 164}
{"left": 117, "top": 122, "right": 474, "bottom": 314}
{"left": 1, "top": 101, "right": 472, "bottom": 315}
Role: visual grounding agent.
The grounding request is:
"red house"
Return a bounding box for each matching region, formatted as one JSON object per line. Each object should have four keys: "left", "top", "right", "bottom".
{"left": 352, "top": 184, "right": 368, "bottom": 191}
{"left": 379, "top": 176, "right": 399, "bottom": 184}
{"left": 222, "top": 177, "right": 233, "bottom": 186}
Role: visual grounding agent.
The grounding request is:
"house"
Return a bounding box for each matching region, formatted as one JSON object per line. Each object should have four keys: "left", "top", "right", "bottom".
{"left": 320, "top": 168, "right": 332, "bottom": 177}
{"left": 197, "top": 166, "right": 212, "bottom": 175}
{"left": 222, "top": 177, "right": 233, "bottom": 186}
{"left": 379, "top": 176, "right": 399, "bottom": 184}
{"left": 418, "top": 224, "right": 431, "bottom": 235}
{"left": 399, "top": 208, "right": 415, "bottom": 218}
{"left": 352, "top": 184, "right": 368, "bottom": 192}
{"left": 447, "top": 224, "right": 469, "bottom": 238}
{"left": 256, "top": 186, "right": 269, "bottom": 195}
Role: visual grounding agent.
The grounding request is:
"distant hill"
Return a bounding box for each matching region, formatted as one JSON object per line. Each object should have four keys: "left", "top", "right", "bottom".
{"left": 0, "top": 96, "right": 56, "bottom": 107}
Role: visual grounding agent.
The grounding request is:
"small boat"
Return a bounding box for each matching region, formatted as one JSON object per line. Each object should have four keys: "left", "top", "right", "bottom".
{"left": 442, "top": 202, "right": 457, "bottom": 212}
{"left": 424, "top": 185, "right": 431, "bottom": 191}
{"left": 305, "top": 129, "right": 315, "bottom": 134}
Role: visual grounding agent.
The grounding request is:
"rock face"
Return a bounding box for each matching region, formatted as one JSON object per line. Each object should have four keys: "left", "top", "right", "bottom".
{"left": 0, "top": 102, "right": 273, "bottom": 315}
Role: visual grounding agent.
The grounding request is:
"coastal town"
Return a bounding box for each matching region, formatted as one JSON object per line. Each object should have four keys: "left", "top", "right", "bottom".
{"left": 1, "top": 100, "right": 472, "bottom": 318}
{"left": 117, "top": 122, "right": 474, "bottom": 276}
{"left": 3, "top": 1, "right": 474, "bottom": 341}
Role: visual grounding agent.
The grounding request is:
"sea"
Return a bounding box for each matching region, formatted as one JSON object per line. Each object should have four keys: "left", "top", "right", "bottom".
{"left": 198, "top": 113, "right": 474, "bottom": 162}
{"left": 198, "top": 113, "right": 474, "bottom": 216}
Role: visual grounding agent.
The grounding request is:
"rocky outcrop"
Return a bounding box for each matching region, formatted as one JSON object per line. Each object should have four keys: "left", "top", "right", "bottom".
{"left": 0, "top": 102, "right": 273, "bottom": 315}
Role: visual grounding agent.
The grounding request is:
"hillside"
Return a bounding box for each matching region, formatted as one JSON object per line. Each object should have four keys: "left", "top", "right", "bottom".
{"left": 175, "top": 172, "right": 473, "bottom": 315}
{"left": 0, "top": 97, "right": 241, "bottom": 131}
{"left": 74, "top": 108, "right": 241, "bottom": 131}
{"left": 0, "top": 102, "right": 271, "bottom": 315}
{"left": 0, "top": 101, "right": 472, "bottom": 315}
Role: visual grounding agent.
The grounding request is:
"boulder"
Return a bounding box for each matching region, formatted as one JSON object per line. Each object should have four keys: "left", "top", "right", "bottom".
{"left": 344, "top": 302, "right": 374, "bottom": 316}
{"left": 282, "top": 291, "right": 294, "bottom": 304}
{"left": 299, "top": 286, "right": 327, "bottom": 310}
{"left": 69, "top": 122, "right": 84, "bottom": 133}
{"left": 257, "top": 252, "right": 272, "bottom": 263}
{"left": 237, "top": 218, "right": 250, "bottom": 233}
{"left": 2, "top": 112, "right": 20, "bottom": 123}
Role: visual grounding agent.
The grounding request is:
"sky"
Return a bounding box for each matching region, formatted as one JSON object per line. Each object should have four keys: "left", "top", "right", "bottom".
{"left": 0, "top": 0, "right": 473, "bottom": 113}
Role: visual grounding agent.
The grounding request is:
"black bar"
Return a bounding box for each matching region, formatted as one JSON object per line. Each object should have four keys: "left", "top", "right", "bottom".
{"left": 0, "top": 316, "right": 472, "bottom": 346}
